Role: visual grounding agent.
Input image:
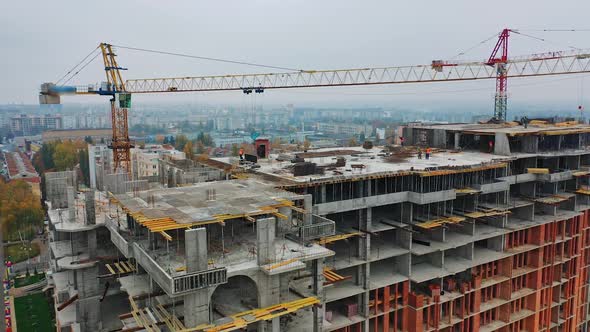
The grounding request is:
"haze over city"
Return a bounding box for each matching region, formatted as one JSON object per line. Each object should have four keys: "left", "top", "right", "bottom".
{"left": 5, "top": 2, "right": 590, "bottom": 332}
{"left": 3, "top": 0, "right": 590, "bottom": 108}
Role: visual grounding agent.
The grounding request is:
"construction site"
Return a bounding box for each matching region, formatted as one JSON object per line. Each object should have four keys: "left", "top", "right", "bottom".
{"left": 34, "top": 28, "right": 590, "bottom": 332}
{"left": 41, "top": 119, "right": 590, "bottom": 332}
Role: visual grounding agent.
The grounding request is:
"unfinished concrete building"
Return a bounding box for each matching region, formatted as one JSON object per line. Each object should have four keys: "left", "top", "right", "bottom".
{"left": 47, "top": 121, "right": 590, "bottom": 332}
{"left": 45, "top": 170, "right": 129, "bottom": 331}
{"left": 158, "top": 157, "right": 227, "bottom": 188}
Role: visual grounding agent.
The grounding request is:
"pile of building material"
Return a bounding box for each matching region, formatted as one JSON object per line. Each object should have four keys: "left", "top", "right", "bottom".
{"left": 383, "top": 146, "right": 416, "bottom": 163}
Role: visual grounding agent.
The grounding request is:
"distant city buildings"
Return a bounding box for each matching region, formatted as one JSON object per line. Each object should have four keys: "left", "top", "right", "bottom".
{"left": 10, "top": 114, "right": 63, "bottom": 135}
{"left": 315, "top": 122, "right": 372, "bottom": 136}
{"left": 42, "top": 128, "right": 111, "bottom": 143}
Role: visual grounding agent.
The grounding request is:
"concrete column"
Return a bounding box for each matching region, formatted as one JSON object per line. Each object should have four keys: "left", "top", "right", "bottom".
{"left": 401, "top": 202, "right": 413, "bottom": 223}
{"left": 320, "top": 184, "right": 327, "bottom": 203}
{"left": 257, "top": 217, "right": 276, "bottom": 266}
{"left": 185, "top": 228, "right": 207, "bottom": 271}
{"left": 87, "top": 229, "right": 97, "bottom": 258}
{"left": 312, "top": 259, "right": 325, "bottom": 332}
{"left": 184, "top": 228, "right": 210, "bottom": 328}
{"left": 84, "top": 190, "right": 96, "bottom": 225}
{"left": 358, "top": 180, "right": 364, "bottom": 198}
{"left": 258, "top": 273, "right": 281, "bottom": 332}
{"left": 357, "top": 209, "right": 371, "bottom": 260}
{"left": 67, "top": 186, "right": 75, "bottom": 222}
{"left": 494, "top": 133, "right": 511, "bottom": 156}
{"left": 76, "top": 296, "right": 102, "bottom": 331}
{"left": 279, "top": 273, "right": 290, "bottom": 303}
{"left": 454, "top": 132, "right": 461, "bottom": 149}
{"left": 304, "top": 194, "right": 314, "bottom": 222}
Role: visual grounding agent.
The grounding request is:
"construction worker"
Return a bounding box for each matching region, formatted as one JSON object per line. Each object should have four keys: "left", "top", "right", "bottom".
{"left": 488, "top": 140, "right": 494, "bottom": 153}
{"left": 417, "top": 148, "right": 422, "bottom": 159}
{"left": 425, "top": 147, "right": 431, "bottom": 160}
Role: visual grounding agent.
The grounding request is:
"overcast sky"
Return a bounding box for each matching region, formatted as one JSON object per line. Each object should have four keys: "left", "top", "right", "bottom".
{"left": 3, "top": 0, "right": 590, "bottom": 110}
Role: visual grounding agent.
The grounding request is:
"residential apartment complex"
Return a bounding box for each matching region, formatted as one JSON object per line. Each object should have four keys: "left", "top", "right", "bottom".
{"left": 10, "top": 114, "right": 63, "bottom": 135}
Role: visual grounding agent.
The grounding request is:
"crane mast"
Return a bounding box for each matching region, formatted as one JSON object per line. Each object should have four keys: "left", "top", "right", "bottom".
{"left": 40, "top": 30, "right": 590, "bottom": 173}
{"left": 487, "top": 29, "right": 510, "bottom": 121}
{"left": 99, "top": 43, "right": 132, "bottom": 172}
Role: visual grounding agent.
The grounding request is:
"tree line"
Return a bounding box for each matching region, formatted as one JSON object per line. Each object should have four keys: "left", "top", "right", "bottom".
{"left": 32, "top": 140, "right": 90, "bottom": 187}
{"left": 0, "top": 179, "right": 44, "bottom": 241}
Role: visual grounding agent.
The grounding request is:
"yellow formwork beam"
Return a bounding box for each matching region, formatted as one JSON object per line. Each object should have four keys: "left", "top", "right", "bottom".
{"left": 114, "top": 262, "right": 125, "bottom": 274}
{"left": 455, "top": 188, "right": 480, "bottom": 195}
{"left": 316, "top": 232, "right": 362, "bottom": 245}
{"left": 189, "top": 297, "right": 319, "bottom": 332}
{"left": 464, "top": 210, "right": 510, "bottom": 219}
{"left": 526, "top": 168, "right": 550, "bottom": 174}
{"left": 415, "top": 215, "right": 466, "bottom": 229}
{"left": 159, "top": 231, "right": 172, "bottom": 241}
{"left": 272, "top": 212, "right": 289, "bottom": 220}
{"left": 417, "top": 163, "right": 507, "bottom": 177}
{"left": 323, "top": 268, "right": 350, "bottom": 284}
{"left": 264, "top": 258, "right": 299, "bottom": 271}
{"left": 106, "top": 264, "right": 116, "bottom": 275}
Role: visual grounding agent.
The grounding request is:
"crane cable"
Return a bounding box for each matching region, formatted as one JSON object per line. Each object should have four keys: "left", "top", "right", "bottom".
{"left": 55, "top": 46, "right": 100, "bottom": 85}
{"left": 511, "top": 30, "right": 582, "bottom": 50}
{"left": 111, "top": 44, "right": 304, "bottom": 72}
{"left": 61, "top": 51, "right": 101, "bottom": 86}
{"left": 448, "top": 32, "right": 501, "bottom": 60}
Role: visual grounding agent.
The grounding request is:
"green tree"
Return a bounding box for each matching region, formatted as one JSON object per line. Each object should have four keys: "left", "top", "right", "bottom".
{"left": 0, "top": 180, "right": 44, "bottom": 241}
{"left": 175, "top": 134, "right": 189, "bottom": 150}
{"left": 303, "top": 139, "right": 311, "bottom": 152}
{"left": 183, "top": 140, "right": 194, "bottom": 160}
{"left": 78, "top": 148, "right": 90, "bottom": 186}
{"left": 231, "top": 144, "right": 239, "bottom": 156}
{"left": 53, "top": 141, "right": 78, "bottom": 171}
{"left": 196, "top": 141, "right": 205, "bottom": 154}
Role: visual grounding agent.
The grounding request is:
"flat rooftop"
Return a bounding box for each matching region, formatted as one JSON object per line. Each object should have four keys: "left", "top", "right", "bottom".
{"left": 47, "top": 191, "right": 109, "bottom": 232}
{"left": 110, "top": 179, "right": 301, "bottom": 225}
{"left": 414, "top": 122, "right": 590, "bottom": 136}
{"left": 214, "top": 146, "right": 511, "bottom": 184}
